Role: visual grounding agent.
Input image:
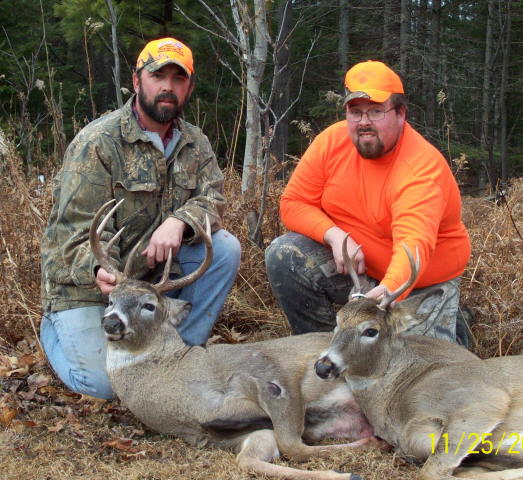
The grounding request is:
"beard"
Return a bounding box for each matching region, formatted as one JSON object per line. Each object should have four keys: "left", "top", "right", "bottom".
{"left": 355, "top": 128, "right": 385, "bottom": 159}
{"left": 137, "top": 89, "right": 185, "bottom": 124}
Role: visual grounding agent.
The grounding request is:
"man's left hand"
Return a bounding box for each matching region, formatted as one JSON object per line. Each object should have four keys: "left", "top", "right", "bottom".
{"left": 365, "top": 284, "right": 388, "bottom": 301}
{"left": 141, "top": 217, "right": 186, "bottom": 269}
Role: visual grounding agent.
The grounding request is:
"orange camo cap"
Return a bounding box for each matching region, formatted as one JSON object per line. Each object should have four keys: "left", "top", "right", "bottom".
{"left": 344, "top": 60, "right": 404, "bottom": 104}
{"left": 136, "top": 37, "right": 194, "bottom": 76}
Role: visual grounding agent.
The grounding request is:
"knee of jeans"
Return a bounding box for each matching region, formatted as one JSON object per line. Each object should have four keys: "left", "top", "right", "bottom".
{"left": 68, "top": 368, "right": 114, "bottom": 400}
{"left": 265, "top": 236, "right": 294, "bottom": 274}
{"left": 212, "top": 230, "right": 241, "bottom": 271}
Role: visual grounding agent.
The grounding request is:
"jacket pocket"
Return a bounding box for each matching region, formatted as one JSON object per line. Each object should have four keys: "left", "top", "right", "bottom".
{"left": 113, "top": 179, "right": 160, "bottom": 228}
{"left": 172, "top": 172, "right": 197, "bottom": 209}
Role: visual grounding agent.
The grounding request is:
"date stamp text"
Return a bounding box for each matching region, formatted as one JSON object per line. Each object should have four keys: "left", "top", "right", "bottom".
{"left": 429, "top": 432, "right": 523, "bottom": 455}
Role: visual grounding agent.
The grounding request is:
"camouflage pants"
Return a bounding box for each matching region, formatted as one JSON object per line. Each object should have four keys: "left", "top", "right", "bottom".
{"left": 265, "top": 232, "right": 460, "bottom": 343}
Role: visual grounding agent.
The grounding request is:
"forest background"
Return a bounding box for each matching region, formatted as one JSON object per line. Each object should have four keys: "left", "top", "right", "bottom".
{"left": 2, "top": 0, "right": 523, "bottom": 193}
{"left": 0, "top": 1, "right": 523, "bottom": 480}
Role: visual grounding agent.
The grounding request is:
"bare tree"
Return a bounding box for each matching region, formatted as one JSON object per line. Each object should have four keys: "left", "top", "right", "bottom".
{"left": 338, "top": 0, "right": 349, "bottom": 74}
{"left": 176, "top": 0, "right": 312, "bottom": 246}
{"left": 499, "top": 0, "right": 512, "bottom": 186}
{"left": 270, "top": 0, "right": 294, "bottom": 168}
{"left": 234, "top": 0, "right": 269, "bottom": 198}
{"left": 39, "top": 0, "right": 66, "bottom": 161}
{"left": 382, "top": 0, "right": 393, "bottom": 63}
{"left": 105, "top": 0, "right": 123, "bottom": 108}
{"left": 424, "top": 0, "right": 441, "bottom": 134}
{"left": 479, "top": 0, "right": 494, "bottom": 189}
{"left": 399, "top": 0, "right": 410, "bottom": 78}
{"left": 0, "top": 32, "right": 44, "bottom": 175}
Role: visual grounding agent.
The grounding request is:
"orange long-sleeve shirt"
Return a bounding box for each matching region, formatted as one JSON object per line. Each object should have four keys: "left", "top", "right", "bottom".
{"left": 280, "top": 121, "right": 470, "bottom": 294}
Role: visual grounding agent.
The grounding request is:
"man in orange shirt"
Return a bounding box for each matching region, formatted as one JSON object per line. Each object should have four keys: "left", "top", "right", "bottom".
{"left": 265, "top": 60, "right": 471, "bottom": 346}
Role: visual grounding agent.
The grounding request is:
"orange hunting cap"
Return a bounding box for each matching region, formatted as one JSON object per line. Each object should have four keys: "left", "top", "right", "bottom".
{"left": 136, "top": 37, "right": 194, "bottom": 76}
{"left": 344, "top": 60, "right": 404, "bottom": 104}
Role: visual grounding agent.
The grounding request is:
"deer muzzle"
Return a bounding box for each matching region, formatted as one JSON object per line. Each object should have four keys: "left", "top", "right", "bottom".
{"left": 315, "top": 356, "right": 340, "bottom": 380}
{"left": 102, "top": 313, "right": 125, "bottom": 340}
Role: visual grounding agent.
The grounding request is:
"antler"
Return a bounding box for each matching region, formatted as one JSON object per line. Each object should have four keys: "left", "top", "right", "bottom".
{"left": 377, "top": 244, "right": 420, "bottom": 311}
{"left": 153, "top": 215, "right": 213, "bottom": 294}
{"left": 90, "top": 200, "right": 213, "bottom": 293}
{"left": 89, "top": 199, "right": 126, "bottom": 283}
{"left": 342, "top": 234, "right": 363, "bottom": 299}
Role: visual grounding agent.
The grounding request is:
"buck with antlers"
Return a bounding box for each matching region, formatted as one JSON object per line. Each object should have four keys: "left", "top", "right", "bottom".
{"left": 90, "top": 200, "right": 381, "bottom": 480}
{"left": 315, "top": 239, "right": 523, "bottom": 480}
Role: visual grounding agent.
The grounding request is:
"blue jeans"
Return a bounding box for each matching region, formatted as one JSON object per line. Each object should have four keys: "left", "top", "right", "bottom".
{"left": 40, "top": 229, "right": 241, "bottom": 399}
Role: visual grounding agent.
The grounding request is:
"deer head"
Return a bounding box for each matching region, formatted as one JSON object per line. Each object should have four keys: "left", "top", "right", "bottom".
{"left": 315, "top": 245, "right": 433, "bottom": 379}
{"left": 89, "top": 199, "right": 213, "bottom": 350}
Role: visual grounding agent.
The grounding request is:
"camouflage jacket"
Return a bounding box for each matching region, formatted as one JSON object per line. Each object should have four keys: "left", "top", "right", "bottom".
{"left": 41, "top": 96, "right": 225, "bottom": 313}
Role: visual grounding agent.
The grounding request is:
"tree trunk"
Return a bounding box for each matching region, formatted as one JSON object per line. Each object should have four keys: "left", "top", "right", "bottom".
{"left": 500, "top": 0, "right": 512, "bottom": 186}
{"left": 382, "top": 0, "right": 393, "bottom": 63}
{"left": 236, "top": 0, "right": 268, "bottom": 198}
{"left": 415, "top": 0, "right": 428, "bottom": 99}
{"left": 338, "top": 0, "right": 349, "bottom": 74}
{"left": 399, "top": 0, "right": 410, "bottom": 78}
{"left": 425, "top": 0, "right": 441, "bottom": 134}
{"left": 106, "top": 0, "right": 123, "bottom": 108}
{"left": 479, "top": 0, "right": 494, "bottom": 189}
{"left": 270, "top": 0, "right": 294, "bottom": 167}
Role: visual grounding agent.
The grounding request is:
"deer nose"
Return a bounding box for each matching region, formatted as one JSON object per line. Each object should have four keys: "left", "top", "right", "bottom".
{"left": 102, "top": 314, "right": 124, "bottom": 335}
{"left": 315, "top": 356, "right": 338, "bottom": 379}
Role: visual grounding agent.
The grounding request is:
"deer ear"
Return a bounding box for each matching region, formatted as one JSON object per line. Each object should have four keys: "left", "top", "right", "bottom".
{"left": 165, "top": 299, "right": 192, "bottom": 327}
{"left": 389, "top": 287, "right": 445, "bottom": 335}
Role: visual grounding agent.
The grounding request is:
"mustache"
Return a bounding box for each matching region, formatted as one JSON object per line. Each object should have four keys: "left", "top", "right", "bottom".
{"left": 155, "top": 92, "right": 178, "bottom": 104}
{"left": 358, "top": 128, "right": 377, "bottom": 135}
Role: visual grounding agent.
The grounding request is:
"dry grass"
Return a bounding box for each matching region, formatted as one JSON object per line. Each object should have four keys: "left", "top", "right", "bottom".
{"left": 460, "top": 179, "right": 523, "bottom": 357}
{"left": 1, "top": 132, "right": 522, "bottom": 480}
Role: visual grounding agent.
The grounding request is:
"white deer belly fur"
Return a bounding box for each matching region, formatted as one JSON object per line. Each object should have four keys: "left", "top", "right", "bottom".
{"left": 305, "top": 384, "right": 374, "bottom": 441}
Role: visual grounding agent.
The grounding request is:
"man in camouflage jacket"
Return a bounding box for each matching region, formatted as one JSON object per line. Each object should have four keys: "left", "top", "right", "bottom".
{"left": 40, "top": 37, "right": 241, "bottom": 399}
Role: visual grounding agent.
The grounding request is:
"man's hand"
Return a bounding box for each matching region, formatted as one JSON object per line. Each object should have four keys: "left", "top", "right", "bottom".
{"left": 96, "top": 268, "right": 117, "bottom": 295}
{"left": 141, "top": 216, "right": 186, "bottom": 269}
{"left": 365, "top": 284, "right": 388, "bottom": 301}
{"left": 324, "top": 226, "right": 366, "bottom": 275}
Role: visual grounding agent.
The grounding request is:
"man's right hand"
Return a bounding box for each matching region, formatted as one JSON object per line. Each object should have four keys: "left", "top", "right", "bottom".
{"left": 324, "top": 226, "right": 366, "bottom": 275}
{"left": 95, "top": 267, "right": 116, "bottom": 295}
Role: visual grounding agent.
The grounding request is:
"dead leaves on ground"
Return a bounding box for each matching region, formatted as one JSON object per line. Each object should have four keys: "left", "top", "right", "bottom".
{"left": 0, "top": 347, "right": 163, "bottom": 464}
{"left": 0, "top": 352, "right": 41, "bottom": 377}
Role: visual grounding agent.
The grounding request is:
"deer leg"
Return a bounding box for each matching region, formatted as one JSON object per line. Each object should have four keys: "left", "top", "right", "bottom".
{"left": 256, "top": 378, "right": 377, "bottom": 463}
{"left": 236, "top": 429, "right": 363, "bottom": 480}
{"left": 419, "top": 393, "right": 512, "bottom": 480}
{"left": 453, "top": 468, "right": 523, "bottom": 479}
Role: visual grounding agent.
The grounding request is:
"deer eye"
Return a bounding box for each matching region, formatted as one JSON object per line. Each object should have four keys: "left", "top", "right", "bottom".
{"left": 363, "top": 328, "right": 379, "bottom": 338}
{"left": 142, "top": 303, "right": 156, "bottom": 312}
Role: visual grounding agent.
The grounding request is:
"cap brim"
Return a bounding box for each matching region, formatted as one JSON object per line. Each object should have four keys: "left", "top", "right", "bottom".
{"left": 143, "top": 59, "right": 192, "bottom": 76}
{"left": 344, "top": 89, "right": 391, "bottom": 105}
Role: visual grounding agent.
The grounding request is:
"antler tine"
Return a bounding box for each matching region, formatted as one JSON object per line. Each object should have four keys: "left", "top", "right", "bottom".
{"left": 154, "top": 215, "right": 213, "bottom": 294}
{"left": 122, "top": 237, "right": 145, "bottom": 278}
{"left": 89, "top": 199, "right": 125, "bottom": 283}
{"left": 107, "top": 225, "right": 126, "bottom": 253}
{"left": 377, "top": 244, "right": 420, "bottom": 311}
{"left": 342, "top": 234, "right": 363, "bottom": 298}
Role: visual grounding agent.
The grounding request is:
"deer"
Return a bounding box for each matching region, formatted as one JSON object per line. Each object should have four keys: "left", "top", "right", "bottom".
{"left": 89, "top": 199, "right": 381, "bottom": 480}
{"left": 314, "top": 239, "right": 523, "bottom": 480}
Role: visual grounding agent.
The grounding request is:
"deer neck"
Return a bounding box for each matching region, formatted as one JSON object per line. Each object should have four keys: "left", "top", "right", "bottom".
{"left": 347, "top": 335, "right": 419, "bottom": 392}
{"left": 106, "top": 322, "right": 191, "bottom": 368}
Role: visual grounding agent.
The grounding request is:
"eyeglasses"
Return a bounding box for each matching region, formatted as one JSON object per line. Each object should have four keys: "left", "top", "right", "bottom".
{"left": 347, "top": 107, "right": 396, "bottom": 122}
